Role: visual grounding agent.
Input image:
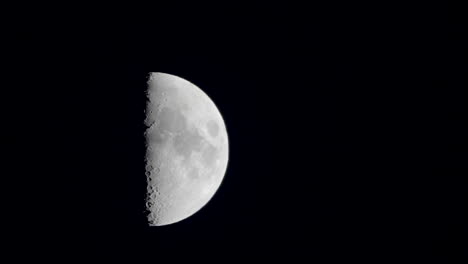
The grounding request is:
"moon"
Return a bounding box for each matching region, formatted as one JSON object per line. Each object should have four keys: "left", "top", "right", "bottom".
{"left": 144, "top": 72, "right": 229, "bottom": 226}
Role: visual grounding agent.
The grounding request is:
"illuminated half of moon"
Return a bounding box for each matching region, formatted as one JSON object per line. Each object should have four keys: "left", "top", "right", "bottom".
{"left": 144, "top": 72, "right": 229, "bottom": 226}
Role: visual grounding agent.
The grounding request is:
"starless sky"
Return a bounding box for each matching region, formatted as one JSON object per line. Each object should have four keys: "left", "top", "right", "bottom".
{"left": 4, "top": 2, "right": 466, "bottom": 261}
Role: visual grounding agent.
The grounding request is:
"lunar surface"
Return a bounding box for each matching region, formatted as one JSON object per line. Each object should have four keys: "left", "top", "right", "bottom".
{"left": 145, "top": 72, "right": 229, "bottom": 226}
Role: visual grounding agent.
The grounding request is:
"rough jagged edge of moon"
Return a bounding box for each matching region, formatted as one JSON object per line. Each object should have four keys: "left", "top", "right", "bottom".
{"left": 144, "top": 74, "right": 171, "bottom": 225}
{"left": 144, "top": 83, "right": 160, "bottom": 223}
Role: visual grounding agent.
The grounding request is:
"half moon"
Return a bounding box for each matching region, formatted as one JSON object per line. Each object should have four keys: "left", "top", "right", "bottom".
{"left": 145, "top": 72, "right": 229, "bottom": 226}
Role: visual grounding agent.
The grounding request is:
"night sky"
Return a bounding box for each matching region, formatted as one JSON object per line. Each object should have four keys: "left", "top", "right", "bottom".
{"left": 4, "top": 2, "right": 466, "bottom": 261}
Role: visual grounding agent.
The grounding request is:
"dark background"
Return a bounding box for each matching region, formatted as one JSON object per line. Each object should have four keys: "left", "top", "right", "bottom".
{"left": 4, "top": 2, "right": 466, "bottom": 261}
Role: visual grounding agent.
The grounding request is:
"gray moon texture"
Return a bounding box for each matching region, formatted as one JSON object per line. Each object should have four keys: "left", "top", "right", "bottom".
{"left": 144, "top": 72, "right": 229, "bottom": 226}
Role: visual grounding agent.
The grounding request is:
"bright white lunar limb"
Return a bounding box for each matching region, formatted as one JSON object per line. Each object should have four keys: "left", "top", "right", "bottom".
{"left": 145, "top": 72, "right": 229, "bottom": 226}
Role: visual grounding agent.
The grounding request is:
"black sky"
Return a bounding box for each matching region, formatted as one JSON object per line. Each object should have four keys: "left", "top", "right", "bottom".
{"left": 4, "top": 2, "right": 467, "bottom": 261}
